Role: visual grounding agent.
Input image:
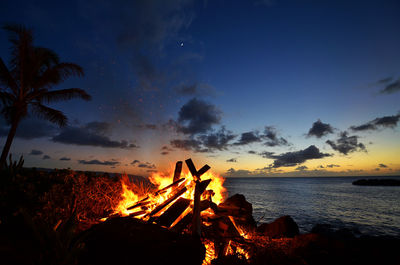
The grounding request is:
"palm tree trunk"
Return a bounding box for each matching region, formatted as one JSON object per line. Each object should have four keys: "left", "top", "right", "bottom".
{"left": 0, "top": 117, "right": 20, "bottom": 169}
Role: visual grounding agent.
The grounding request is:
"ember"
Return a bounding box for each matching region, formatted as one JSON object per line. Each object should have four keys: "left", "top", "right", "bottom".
{"left": 106, "top": 159, "right": 253, "bottom": 264}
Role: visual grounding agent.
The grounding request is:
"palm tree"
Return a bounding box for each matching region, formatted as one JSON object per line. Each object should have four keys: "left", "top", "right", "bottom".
{"left": 0, "top": 24, "right": 91, "bottom": 169}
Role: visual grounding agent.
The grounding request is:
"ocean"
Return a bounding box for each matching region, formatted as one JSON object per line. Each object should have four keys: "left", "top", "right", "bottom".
{"left": 224, "top": 176, "right": 400, "bottom": 237}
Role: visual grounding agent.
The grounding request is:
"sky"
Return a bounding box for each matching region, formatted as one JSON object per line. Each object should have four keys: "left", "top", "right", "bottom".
{"left": 0, "top": 0, "right": 399, "bottom": 177}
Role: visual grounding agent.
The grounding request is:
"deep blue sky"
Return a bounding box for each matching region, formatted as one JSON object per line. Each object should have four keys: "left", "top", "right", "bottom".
{"left": 1, "top": 0, "right": 399, "bottom": 176}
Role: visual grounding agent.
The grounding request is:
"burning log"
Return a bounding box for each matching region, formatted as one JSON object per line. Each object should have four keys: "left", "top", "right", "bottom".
{"left": 173, "top": 161, "right": 183, "bottom": 182}
{"left": 147, "top": 185, "right": 188, "bottom": 218}
{"left": 155, "top": 198, "right": 191, "bottom": 228}
{"left": 154, "top": 178, "right": 186, "bottom": 196}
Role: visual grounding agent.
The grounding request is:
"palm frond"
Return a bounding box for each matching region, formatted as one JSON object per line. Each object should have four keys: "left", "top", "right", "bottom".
{"left": 0, "top": 91, "right": 16, "bottom": 106}
{"left": 37, "top": 88, "right": 91, "bottom": 103}
{"left": 2, "top": 24, "right": 34, "bottom": 74}
{"left": 2, "top": 24, "right": 33, "bottom": 47}
{"left": 30, "top": 103, "right": 67, "bottom": 127}
{"left": 0, "top": 58, "right": 18, "bottom": 93}
{"left": 33, "top": 63, "right": 84, "bottom": 89}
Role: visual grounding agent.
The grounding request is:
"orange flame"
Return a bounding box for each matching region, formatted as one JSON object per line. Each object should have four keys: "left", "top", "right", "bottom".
{"left": 112, "top": 169, "right": 226, "bottom": 220}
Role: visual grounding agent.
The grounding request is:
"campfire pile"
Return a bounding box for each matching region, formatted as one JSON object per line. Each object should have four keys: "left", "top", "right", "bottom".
{"left": 106, "top": 159, "right": 255, "bottom": 264}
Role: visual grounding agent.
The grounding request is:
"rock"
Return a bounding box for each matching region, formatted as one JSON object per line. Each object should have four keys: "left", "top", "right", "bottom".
{"left": 77, "top": 217, "right": 205, "bottom": 265}
{"left": 257, "top": 215, "right": 299, "bottom": 238}
{"left": 218, "top": 194, "right": 257, "bottom": 230}
{"left": 352, "top": 179, "right": 400, "bottom": 186}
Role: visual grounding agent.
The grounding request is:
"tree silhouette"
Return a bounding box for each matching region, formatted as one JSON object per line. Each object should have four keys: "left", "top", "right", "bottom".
{"left": 0, "top": 25, "right": 91, "bottom": 169}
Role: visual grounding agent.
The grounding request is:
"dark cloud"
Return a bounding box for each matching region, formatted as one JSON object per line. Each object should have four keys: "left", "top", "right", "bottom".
{"left": 78, "top": 159, "right": 120, "bottom": 166}
{"left": 264, "top": 145, "right": 331, "bottom": 168}
{"left": 171, "top": 127, "right": 235, "bottom": 153}
{"left": 170, "top": 139, "right": 205, "bottom": 152}
{"left": 318, "top": 165, "right": 324, "bottom": 169}
{"left": 198, "top": 127, "right": 236, "bottom": 151}
{"left": 29, "top": 149, "right": 43, "bottom": 156}
{"left": 379, "top": 163, "right": 388, "bottom": 168}
{"left": 326, "top": 164, "right": 340, "bottom": 168}
{"left": 378, "top": 77, "right": 393, "bottom": 84}
{"left": 263, "top": 126, "right": 289, "bottom": 146}
{"left": 350, "top": 114, "right": 400, "bottom": 132}
{"left": 326, "top": 131, "right": 366, "bottom": 155}
{"left": 234, "top": 131, "right": 262, "bottom": 145}
{"left": 52, "top": 121, "right": 138, "bottom": 149}
{"left": 295, "top": 166, "right": 308, "bottom": 171}
{"left": 0, "top": 118, "right": 57, "bottom": 140}
{"left": 306, "top": 119, "right": 334, "bottom": 138}
{"left": 226, "top": 158, "right": 237, "bottom": 163}
{"left": 379, "top": 77, "right": 400, "bottom": 94}
{"left": 160, "top": 145, "right": 173, "bottom": 155}
{"left": 131, "top": 160, "right": 140, "bottom": 165}
{"left": 248, "top": 150, "right": 257, "bottom": 154}
{"left": 42, "top": 155, "right": 51, "bottom": 160}
{"left": 176, "top": 98, "right": 221, "bottom": 135}
{"left": 60, "top": 157, "right": 71, "bottom": 161}
{"left": 138, "top": 163, "right": 156, "bottom": 169}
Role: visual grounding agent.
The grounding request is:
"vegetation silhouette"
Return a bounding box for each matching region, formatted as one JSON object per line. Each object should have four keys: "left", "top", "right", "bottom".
{"left": 0, "top": 24, "right": 91, "bottom": 168}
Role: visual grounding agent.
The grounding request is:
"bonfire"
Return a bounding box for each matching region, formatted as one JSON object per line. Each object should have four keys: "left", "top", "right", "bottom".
{"left": 105, "top": 159, "right": 253, "bottom": 264}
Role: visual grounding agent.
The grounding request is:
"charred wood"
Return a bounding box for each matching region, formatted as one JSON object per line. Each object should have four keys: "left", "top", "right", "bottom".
{"left": 155, "top": 198, "right": 191, "bottom": 228}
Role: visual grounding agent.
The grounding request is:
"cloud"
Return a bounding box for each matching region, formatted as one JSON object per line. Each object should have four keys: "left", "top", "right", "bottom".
{"left": 171, "top": 127, "right": 236, "bottom": 153}
{"left": 52, "top": 121, "right": 138, "bottom": 149}
{"left": 263, "top": 126, "right": 289, "bottom": 146}
{"left": 0, "top": 118, "right": 57, "bottom": 140}
{"left": 42, "top": 155, "right": 51, "bottom": 160}
{"left": 263, "top": 145, "right": 331, "bottom": 168}
{"left": 138, "top": 162, "right": 156, "bottom": 169}
{"left": 379, "top": 77, "right": 400, "bottom": 94}
{"left": 234, "top": 131, "right": 262, "bottom": 145}
{"left": 326, "top": 131, "right": 366, "bottom": 155}
{"left": 78, "top": 159, "right": 120, "bottom": 166}
{"left": 131, "top": 160, "right": 140, "bottom": 165}
{"left": 226, "top": 158, "right": 237, "bottom": 163}
{"left": 29, "top": 149, "right": 43, "bottom": 156}
{"left": 248, "top": 150, "right": 257, "bottom": 154}
{"left": 379, "top": 163, "right": 388, "bottom": 168}
{"left": 295, "top": 166, "right": 308, "bottom": 171}
{"left": 59, "top": 157, "right": 71, "bottom": 161}
{"left": 233, "top": 126, "right": 288, "bottom": 147}
{"left": 326, "top": 164, "right": 340, "bottom": 168}
{"left": 176, "top": 98, "right": 221, "bottom": 135}
{"left": 306, "top": 119, "right": 334, "bottom": 138}
{"left": 170, "top": 139, "right": 206, "bottom": 152}
{"left": 198, "top": 127, "right": 236, "bottom": 151}
{"left": 350, "top": 114, "right": 400, "bottom": 132}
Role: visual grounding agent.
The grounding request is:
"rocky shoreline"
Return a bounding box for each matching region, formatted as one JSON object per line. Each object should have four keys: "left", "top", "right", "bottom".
{"left": 352, "top": 178, "right": 400, "bottom": 186}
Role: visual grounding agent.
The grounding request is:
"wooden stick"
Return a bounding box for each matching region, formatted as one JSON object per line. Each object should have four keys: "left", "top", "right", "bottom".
{"left": 155, "top": 198, "right": 191, "bottom": 227}
{"left": 197, "top": 165, "right": 210, "bottom": 178}
{"left": 173, "top": 161, "right": 183, "bottom": 182}
{"left": 192, "top": 179, "right": 212, "bottom": 236}
{"left": 154, "top": 178, "right": 186, "bottom": 196}
{"left": 185, "top": 158, "right": 198, "bottom": 180}
{"left": 147, "top": 186, "right": 188, "bottom": 218}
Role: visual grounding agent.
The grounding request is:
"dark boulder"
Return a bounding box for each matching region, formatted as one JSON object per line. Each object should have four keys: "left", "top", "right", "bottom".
{"left": 257, "top": 215, "right": 299, "bottom": 238}
{"left": 77, "top": 216, "right": 205, "bottom": 265}
{"left": 218, "top": 194, "right": 257, "bottom": 230}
